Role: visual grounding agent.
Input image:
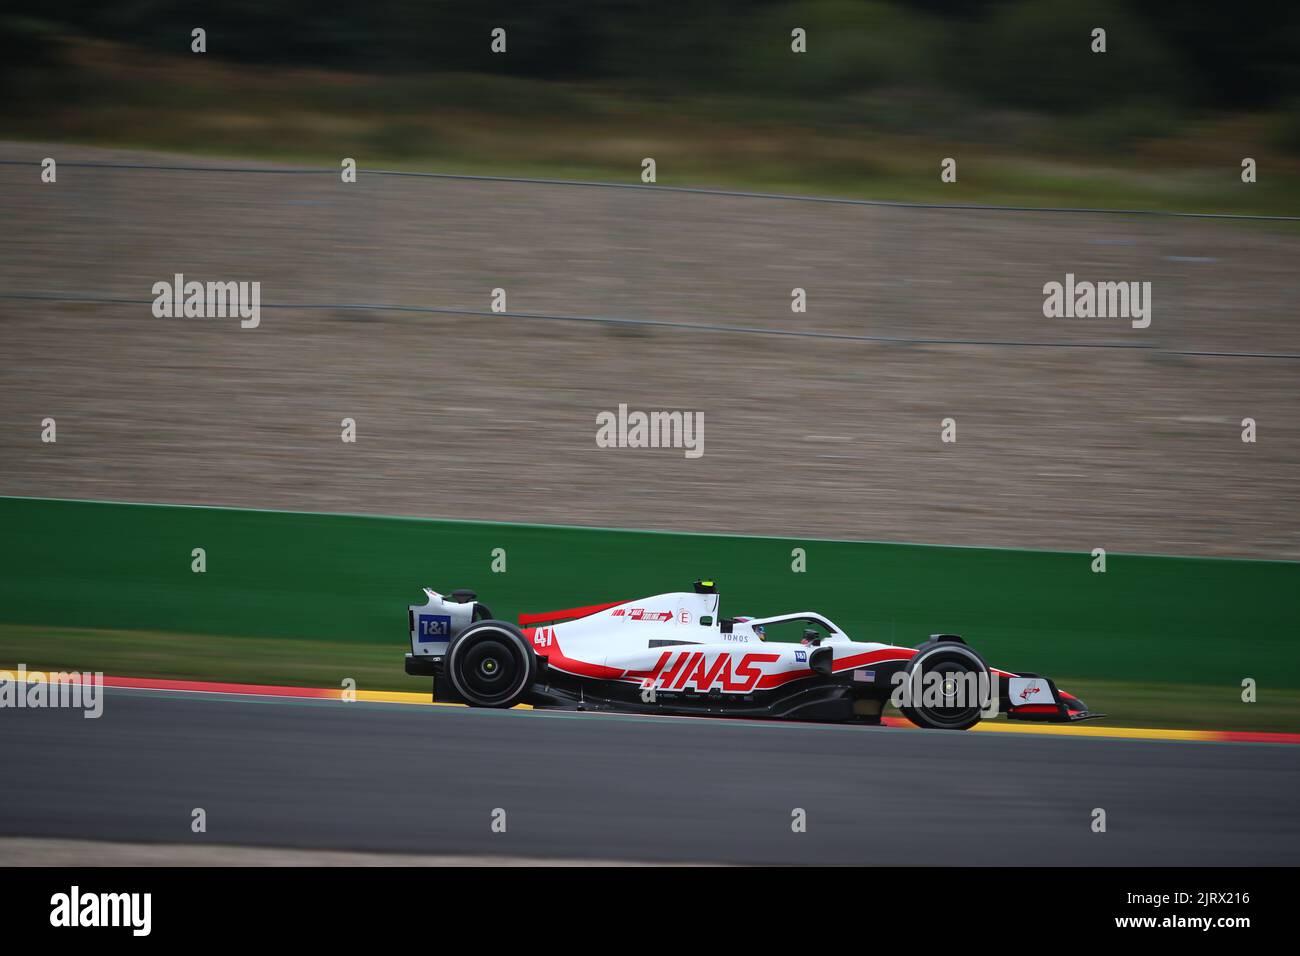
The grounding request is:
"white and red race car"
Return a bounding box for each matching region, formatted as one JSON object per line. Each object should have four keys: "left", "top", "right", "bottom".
{"left": 403, "top": 580, "right": 1102, "bottom": 730}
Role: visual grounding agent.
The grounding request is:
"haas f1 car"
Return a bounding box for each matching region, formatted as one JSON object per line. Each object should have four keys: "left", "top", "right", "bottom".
{"left": 403, "top": 581, "right": 1102, "bottom": 730}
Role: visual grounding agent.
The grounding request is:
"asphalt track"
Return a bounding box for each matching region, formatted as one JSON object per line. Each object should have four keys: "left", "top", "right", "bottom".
{"left": 2, "top": 687, "right": 1297, "bottom": 865}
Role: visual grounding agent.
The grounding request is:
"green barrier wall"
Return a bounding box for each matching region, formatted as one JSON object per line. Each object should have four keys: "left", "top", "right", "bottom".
{"left": 1, "top": 496, "right": 1296, "bottom": 685}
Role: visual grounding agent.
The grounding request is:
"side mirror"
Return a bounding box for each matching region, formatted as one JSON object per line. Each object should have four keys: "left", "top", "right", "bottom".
{"left": 803, "top": 628, "right": 822, "bottom": 645}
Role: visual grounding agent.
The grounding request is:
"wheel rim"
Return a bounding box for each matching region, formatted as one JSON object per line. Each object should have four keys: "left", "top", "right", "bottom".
{"left": 919, "top": 659, "right": 983, "bottom": 728}
{"left": 461, "top": 640, "right": 518, "bottom": 700}
{"left": 451, "top": 631, "right": 530, "bottom": 706}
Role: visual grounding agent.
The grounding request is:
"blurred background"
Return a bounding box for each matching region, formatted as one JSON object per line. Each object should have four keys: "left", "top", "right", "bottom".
{"left": 2, "top": 0, "right": 1298, "bottom": 556}
{"left": 3, "top": 0, "right": 1300, "bottom": 211}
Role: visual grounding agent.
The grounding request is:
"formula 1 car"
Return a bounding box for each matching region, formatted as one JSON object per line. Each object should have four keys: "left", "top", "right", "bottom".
{"left": 403, "top": 581, "right": 1103, "bottom": 730}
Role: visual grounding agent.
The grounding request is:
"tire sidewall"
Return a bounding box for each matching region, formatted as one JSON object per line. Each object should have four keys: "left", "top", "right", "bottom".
{"left": 446, "top": 620, "right": 536, "bottom": 708}
{"left": 900, "top": 642, "right": 991, "bottom": 730}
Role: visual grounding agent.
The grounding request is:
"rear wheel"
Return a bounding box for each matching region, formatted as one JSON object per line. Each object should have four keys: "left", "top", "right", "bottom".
{"left": 445, "top": 621, "right": 536, "bottom": 708}
{"left": 898, "top": 643, "right": 991, "bottom": 731}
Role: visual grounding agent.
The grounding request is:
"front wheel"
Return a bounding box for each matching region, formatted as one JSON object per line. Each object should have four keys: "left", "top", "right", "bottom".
{"left": 445, "top": 620, "right": 536, "bottom": 708}
{"left": 898, "top": 643, "right": 992, "bottom": 731}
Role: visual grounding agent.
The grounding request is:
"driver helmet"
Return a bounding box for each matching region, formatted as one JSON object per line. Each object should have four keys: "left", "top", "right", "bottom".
{"left": 734, "top": 616, "right": 766, "bottom": 641}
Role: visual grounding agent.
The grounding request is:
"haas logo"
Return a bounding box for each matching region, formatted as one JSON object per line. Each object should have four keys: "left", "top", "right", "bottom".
{"left": 1018, "top": 680, "right": 1042, "bottom": 702}
{"left": 641, "top": 651, "right": 780, "bottom": 694}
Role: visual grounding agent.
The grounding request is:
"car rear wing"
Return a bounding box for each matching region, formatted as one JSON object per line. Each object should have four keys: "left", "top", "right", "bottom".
{"left": 409, "top": 588, "right": 477, "bottom": 659}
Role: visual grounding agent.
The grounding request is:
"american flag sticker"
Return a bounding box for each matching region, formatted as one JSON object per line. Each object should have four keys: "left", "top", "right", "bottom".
{"left": 853, "top": 669, "right": 875, "bottom": 683}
